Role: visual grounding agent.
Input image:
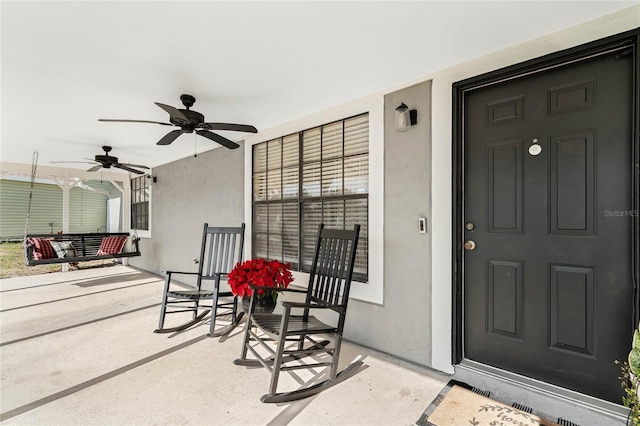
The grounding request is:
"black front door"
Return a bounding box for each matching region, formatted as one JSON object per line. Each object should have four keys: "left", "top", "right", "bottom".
{"left": 461, "top": 43, "right": 636, "bottom": 402}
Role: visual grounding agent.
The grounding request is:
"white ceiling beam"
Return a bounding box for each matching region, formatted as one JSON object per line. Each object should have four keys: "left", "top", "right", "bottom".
{"left": 0, "top": 161, "right": 128, "bottom": 183}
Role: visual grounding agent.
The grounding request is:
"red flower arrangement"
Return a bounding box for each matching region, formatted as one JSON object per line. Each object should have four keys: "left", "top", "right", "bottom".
{"left": 228, "top": 258, "right": 294, "bottom": 301}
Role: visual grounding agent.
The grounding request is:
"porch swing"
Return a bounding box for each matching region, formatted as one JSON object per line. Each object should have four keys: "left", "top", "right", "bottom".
{"left": 23, "top": 151, "right": 141, "bottom": 267}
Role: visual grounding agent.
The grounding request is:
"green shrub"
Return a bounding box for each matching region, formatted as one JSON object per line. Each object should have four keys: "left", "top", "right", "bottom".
{"left": 619, "top": 322, "right": 640, "bottom": 426}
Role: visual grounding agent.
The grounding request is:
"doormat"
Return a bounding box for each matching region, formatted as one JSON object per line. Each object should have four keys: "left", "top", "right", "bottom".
{"left": 416, "top": 380, "right": 560, "bottom": 426}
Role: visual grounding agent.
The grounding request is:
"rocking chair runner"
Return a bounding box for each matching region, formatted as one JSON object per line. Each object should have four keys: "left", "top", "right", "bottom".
{"left": 156, "top": 223, "right": 245, "bottom": 336}
{"left": 234, "top": 224, "right": 361, "bottom": 403}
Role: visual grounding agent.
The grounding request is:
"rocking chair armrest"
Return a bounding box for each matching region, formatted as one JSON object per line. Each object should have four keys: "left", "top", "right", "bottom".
{"left": 248, "top": 284, "right": 307, "bottom": 294}
{"left": 280, "top": 301, "right": 343, "bottom": 311}
{"left": 164, "top": 271, "right": 200, "bottom": 276}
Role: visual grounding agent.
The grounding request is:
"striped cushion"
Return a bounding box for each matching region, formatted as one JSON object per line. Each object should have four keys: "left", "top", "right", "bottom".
{"left": 50, "top": 241, "right": 77, "bottom": 258}
{"left": 28, "top": 237, "right": 56, "bottom": 260}
{"left": 96, "top": 235, "right": 128, "bottom": 255}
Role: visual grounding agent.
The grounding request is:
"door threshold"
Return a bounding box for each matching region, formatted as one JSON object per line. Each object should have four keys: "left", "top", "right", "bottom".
{"left": 454, "top": 359, "right": 630, "bottom": 426}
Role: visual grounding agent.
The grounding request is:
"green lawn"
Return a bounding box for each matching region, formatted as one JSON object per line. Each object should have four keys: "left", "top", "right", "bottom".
{"left": 0, "top": 241, "right": 61, "bottom": 278}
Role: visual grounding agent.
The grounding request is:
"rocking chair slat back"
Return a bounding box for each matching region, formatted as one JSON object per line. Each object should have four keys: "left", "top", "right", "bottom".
{"left": 202, "top": 225, "right": 244, "bottom": 278}
{"left": 307, "top": 225, "right": 360, "bottom": 310}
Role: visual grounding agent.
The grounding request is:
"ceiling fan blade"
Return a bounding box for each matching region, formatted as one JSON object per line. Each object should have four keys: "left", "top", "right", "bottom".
{"left": 114, "top": 164, "right": 145, "bottom": 174}
{"left": 87, "top": 164, "right": 103, "bottom": 172}
{"left": 120, "top": 163, "right": 149, "bottom": 169}
{"left": 155, "top": 103, "right": 190, "bottom": 126}
{"left": 196, "top": 130, "right": 240, "bottom": 149}
{"left": 157, "top": 129, "right": 186, "bottom": 145}
{"left": 98, "top": 118, "right": 173, "bottom": 126}
{"left": 199, "top": 122, "right": 258, "bottom": 133}
{"left": 51, "top": 161, "right": 96, "bottom": 164}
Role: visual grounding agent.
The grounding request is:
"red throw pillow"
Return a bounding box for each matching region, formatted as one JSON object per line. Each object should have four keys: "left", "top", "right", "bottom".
{"left": 97, "top": 236, "right": 128, "bottom": 256}
{"left": 28, "top": 237, "right": 56, "bottom": 260}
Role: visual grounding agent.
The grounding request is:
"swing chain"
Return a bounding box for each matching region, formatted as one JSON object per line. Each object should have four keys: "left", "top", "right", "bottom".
{"left": 23, "top": 151, "right": 39, "bottom": 263}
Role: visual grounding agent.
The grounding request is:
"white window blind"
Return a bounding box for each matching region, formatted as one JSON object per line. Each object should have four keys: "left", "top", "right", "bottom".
{"left": 131, "top": 175, "right": 149, "bottom": 231}
{"left": 252, "top": 113, "right": 369, "bottom": 280}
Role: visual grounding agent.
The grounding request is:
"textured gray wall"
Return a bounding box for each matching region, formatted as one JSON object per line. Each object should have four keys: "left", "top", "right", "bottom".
{"left": 345, "top": 81, "right": 433, "bottom": 366}
{"left": 131, "top": 83, "right": 434, "bottom": 368}
{"left": 130, "top": 143, "right": 245, "bottom": 275}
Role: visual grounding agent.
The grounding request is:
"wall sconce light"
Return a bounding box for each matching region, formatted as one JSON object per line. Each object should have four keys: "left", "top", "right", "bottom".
{"left": 394, "top": 103, "right": 417, "bottom": 132}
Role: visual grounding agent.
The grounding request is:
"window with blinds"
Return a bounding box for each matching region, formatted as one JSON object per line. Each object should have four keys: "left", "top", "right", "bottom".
{"left": 131, "top": 175, "right": 150, "bottom": 231}
{"left": 253, "top": 113, "right": 368, "bottom": 281}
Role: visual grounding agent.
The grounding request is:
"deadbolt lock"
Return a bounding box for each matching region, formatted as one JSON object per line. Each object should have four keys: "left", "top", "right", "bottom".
{"left": 465, "top": 222, "right": 474, "bottom": 231}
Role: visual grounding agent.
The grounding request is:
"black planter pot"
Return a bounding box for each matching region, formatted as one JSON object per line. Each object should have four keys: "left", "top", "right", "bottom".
{"left": 241, "top": 296, "right": 276, "bottom": 314}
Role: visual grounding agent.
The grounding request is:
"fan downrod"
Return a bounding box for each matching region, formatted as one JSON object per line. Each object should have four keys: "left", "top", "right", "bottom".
{"left": 180, "top": 94, "right": 196, "bottom": 110}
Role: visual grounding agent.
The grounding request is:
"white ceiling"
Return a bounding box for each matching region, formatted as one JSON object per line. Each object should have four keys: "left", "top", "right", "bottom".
{"left": 1, "top": 1, "right": 636, "bottom": 175}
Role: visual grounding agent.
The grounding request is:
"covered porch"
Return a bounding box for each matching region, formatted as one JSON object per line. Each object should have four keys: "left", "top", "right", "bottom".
{"left": 0, "top": 265, "right": 447, "bottom": 425}
{"left": 1, "top": 4, "right": 638, "bottom": 425}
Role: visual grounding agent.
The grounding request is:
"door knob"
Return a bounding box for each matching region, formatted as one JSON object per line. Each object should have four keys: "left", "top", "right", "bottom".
{"left": 464, "top": 240, "right": 476, "bottom": 251}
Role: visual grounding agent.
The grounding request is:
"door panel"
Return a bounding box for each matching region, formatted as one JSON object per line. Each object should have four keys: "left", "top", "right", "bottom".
{"left": 549, "top": 131, "right": 595, "bottom": 236}
{"left": 463, "top": 49, "right": 634, "bottom": 402}
{"left": 487, "top": 140, "right": 523, "bottom": 233}
{"left": 487, "top": 260, "right": 524, "bottom": 339}
{"left": 549, "top": 265, "right": 596, "bottom": 356}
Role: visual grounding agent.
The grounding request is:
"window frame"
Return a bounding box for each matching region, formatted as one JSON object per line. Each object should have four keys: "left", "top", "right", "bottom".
{"left": 252, "top": 114, "right": 369, "bottom": 282}
{"left": 130, "top": 175, "right": 151, "bottom": 238}
{"left": 243, "top": 95, "right": 384, "bottom": 305}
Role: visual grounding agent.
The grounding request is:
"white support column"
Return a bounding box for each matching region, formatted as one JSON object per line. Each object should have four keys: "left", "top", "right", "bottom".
{"left": 121, "top": 180, "right": 131, "bottom": 232}
{"left": 110, "top": 178, "right": 131, "bottom": 265}
{"left": 110, "top": 179, "right": 126, "bottom": 232}
{"left": 61, "top": 177, "right": 71, "bottom": 272}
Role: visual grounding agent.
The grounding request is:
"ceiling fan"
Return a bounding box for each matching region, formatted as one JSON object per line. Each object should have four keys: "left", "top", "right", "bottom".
{"left": 52, "top": 145, "right": 150, "bottom": 174}
{"left": 98, "top": 94, "right": 258, "bottom": 149}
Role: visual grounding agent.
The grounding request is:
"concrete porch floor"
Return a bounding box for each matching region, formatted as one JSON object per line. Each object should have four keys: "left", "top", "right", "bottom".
{"left": 0, "top": 265, "right": 449, "bottom": 425}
